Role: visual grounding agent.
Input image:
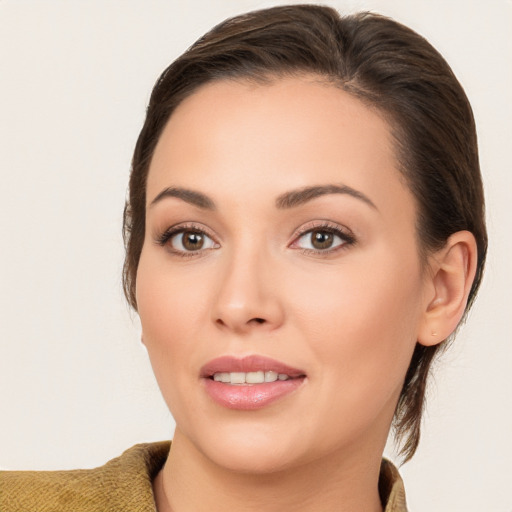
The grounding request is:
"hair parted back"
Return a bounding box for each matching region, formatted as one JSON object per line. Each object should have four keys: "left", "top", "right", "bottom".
{"left": 123, "top": 4, "right": 487, "bottom": 462}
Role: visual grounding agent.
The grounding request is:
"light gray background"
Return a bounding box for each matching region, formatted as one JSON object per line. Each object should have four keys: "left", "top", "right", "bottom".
{"left": 1, "top": 1, "right": 510, "bottom": 510}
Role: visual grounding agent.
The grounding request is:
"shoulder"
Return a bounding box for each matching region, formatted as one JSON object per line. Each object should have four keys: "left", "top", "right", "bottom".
{"left": 0, "top": 441, "right": 170, "bottom": 512}
{"left": 380, "top": 458, "right": 408, "bottom": 512}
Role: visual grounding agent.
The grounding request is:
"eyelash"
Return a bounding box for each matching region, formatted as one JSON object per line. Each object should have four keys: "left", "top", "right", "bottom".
{"left": 290, "top": 221, "right": 356, "bottom": 257}
{"left": 155, "top": 222, "right": 219, "bottom": 258}
{"left": 154, "top": 221, "right": 356, "bottom": 258}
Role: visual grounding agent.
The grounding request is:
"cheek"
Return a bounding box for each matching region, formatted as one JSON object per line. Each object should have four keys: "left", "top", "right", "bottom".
{"left": 292, "top": 264, "right": 422, "bottom": 451}
{"left": 135, "top": 252, "right": 208, "bottom": 389}
{"left": 292, "top": 253, "right": 422, "bottom": 336}
{"left": 137, "top": 250, "right": 207, "bottom": 338}
{"left": 136, "top": 259, "right": 217, "bottom": 430}
{"left": 288, "top": 249, "right": 423, "bottom": 405}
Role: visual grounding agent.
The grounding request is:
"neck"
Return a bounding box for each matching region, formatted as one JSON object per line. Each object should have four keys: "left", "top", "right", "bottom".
{"left": 154, "top": 429, "right": 384, "bottom": 512}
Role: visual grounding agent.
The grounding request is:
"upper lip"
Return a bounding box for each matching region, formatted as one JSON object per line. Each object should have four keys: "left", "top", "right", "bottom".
{"left": 200, "top": 355, "right": 306, "bottom": 378}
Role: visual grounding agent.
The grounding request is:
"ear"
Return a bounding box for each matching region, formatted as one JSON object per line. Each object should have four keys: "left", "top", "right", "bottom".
{"left": 417, "top": 231, "right": 478, "bottom": 347}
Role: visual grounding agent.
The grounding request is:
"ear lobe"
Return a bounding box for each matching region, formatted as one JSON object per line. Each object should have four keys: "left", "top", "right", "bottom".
{"left": 417, "top": 231, "right": 478, "bottom": 347}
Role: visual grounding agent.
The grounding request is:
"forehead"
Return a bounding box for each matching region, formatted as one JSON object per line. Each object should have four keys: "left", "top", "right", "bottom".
{"left": 147, "top": 76, "right": 412, "bottom": 219}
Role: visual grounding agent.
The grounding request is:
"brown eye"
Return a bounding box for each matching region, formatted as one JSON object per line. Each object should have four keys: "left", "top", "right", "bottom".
{"left": 310, "top": 230, "right": 334, "bottom": 250}
{"left": 167, "top": 229, "right": 218, "bottom": 253}
{"left": 294, "top": 225, "right": 352, "bottom": 253}
{"left": 182, "top": 231, "right": 204, "bottom": 250}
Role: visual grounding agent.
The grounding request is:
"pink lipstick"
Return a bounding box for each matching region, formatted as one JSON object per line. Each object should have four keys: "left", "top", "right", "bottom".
{"left": 201, "top": 355, "right": 306, "bottom": 410}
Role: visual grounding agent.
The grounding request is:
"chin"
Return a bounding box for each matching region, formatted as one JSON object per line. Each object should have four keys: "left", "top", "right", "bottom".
{"left": 191, "top": 423, "right": 305, "bottom": 475}
{"left": 207, "top": 444, "right": 295, "bottom": 475}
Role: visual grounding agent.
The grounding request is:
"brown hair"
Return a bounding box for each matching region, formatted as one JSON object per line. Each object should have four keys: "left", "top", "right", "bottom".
{"left": 123, "top": 4, "right": 487, "bottom": 462}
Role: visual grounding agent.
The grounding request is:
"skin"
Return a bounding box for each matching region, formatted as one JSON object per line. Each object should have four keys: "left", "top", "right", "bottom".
{"left": 136, "top": 76, "right": 477, "bottom": 512}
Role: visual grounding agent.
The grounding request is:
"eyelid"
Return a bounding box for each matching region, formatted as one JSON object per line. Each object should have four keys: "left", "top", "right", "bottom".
{"left": 290, "top": 220, "right": 355, "bottom": 240}
{"left": 154, "top": 220, "right": 355, "bottom": 257}
{"left": 154, "top": 222, "right": 220, "bottom": 254}
{"left": 289, "top": 220, "right": 356, "bottom": 253}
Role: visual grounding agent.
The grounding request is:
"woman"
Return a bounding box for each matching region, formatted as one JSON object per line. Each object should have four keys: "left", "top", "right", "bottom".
{"left": 1, "top": 5, "right": 486, "bottom": 511}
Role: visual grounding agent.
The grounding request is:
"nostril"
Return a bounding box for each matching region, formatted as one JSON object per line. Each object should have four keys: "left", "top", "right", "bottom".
{"left": 214, "top": 310, "right": 276, "bottom": 330}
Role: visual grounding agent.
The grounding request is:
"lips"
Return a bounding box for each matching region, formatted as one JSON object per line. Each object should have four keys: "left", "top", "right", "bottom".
{"left": 201, "top": 355, "right": 306, "bottom": 410}
{"left": 201, "top": 355, "right": 305, "bottom": 378}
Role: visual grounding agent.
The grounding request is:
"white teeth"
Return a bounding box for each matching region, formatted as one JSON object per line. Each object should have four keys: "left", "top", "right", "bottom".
{"left": 246, "top": 371, "right": 265, "bottom": 384}
{"left": 264, "top": 371, "right": 278, "bottom": 382}
{"left": 212, "top": 371, "right": 291, "bottom": 384}
{"left": 213, "top": 372, "right": 231, "bottom": 383}
{"left": 230, "top": 372, "right": 245, "bottom": 384}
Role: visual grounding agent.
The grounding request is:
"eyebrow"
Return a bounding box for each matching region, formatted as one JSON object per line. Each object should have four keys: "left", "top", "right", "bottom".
{"left": 275, "top": 184, "right": 377, "bottom": 210}
{"left": 150, "top": 187, "right": 216, "bottom": 210}
{"left": 149, "top": 183, "right": 377, "bottom": 212}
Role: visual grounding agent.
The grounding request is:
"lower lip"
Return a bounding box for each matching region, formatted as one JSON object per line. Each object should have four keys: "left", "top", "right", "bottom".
{"left": 203, "top": 377, "right": 305, "bottom": 410}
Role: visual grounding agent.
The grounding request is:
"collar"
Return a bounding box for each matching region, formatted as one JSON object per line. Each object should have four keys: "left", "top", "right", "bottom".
{"left": 1, "top": 442, "right": 406, "bottom": 511}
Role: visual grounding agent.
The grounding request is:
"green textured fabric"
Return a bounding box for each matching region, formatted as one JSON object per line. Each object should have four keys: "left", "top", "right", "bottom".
{"left": 1, "top": 442, "right": 407, "bottom": 511}
{"left": 380, "top": 458, "right": 408, "bottom": 511}
{"left": 0, "top": 442, "right": 170, "bottom": 512}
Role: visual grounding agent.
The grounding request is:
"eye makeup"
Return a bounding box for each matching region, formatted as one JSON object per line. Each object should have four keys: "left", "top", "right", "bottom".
{"left": 153, "top": 218, "right": 356, "bottom": 260}
{"left": 154, "top": 222, "right": 220, "bottom": 258}
{"left": 289, "top": 220, "right": 357, "bottom": 257}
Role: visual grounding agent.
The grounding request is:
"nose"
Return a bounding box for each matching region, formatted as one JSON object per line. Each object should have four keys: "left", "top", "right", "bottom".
{"left": 212, "top": 246, "right": 285, "bottom": 334}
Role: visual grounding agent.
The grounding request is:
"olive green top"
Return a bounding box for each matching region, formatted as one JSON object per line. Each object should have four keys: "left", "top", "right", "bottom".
{"left": 0, "top": 442, "right": 407, "bottom": 511}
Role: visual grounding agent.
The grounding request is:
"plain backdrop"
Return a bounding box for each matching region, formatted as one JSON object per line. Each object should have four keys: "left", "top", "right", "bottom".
{"left": 0, "top": 1, "right": 510, "bottom": 510}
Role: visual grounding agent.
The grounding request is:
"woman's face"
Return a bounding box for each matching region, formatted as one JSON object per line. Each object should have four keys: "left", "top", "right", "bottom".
{"left": 136, "top": 76, "right": 430, "bottom": 473}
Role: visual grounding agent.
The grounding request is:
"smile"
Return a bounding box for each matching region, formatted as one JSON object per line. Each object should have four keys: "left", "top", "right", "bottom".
{"left": 201, "top": 356, "right": 306, "bottom": 410}
{"left": 212, "top": 371, "right": 291, "bottom": 384}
